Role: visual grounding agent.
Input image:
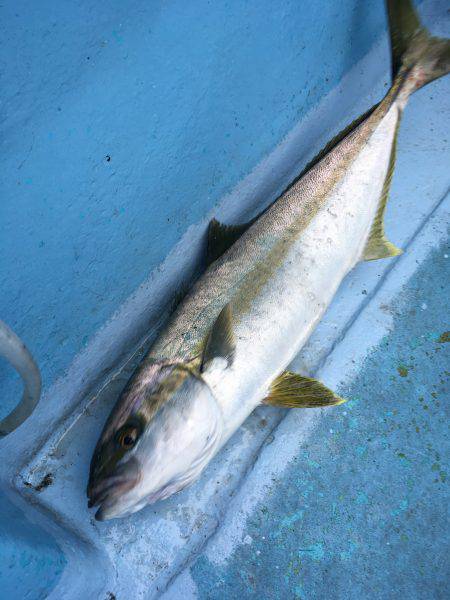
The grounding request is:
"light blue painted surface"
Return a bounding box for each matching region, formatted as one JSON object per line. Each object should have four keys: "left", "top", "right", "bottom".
{"left": 0, "top": 2, "right": 386, "bottom": 597}
{"left": 0, "top": 1, "right": 448, "bottom": 598}
{"left": 0, "top": 0, "right": 386, "bottom": 411}
{"left": 0, "top": 493, "right": 66, "bottom": 600}
{"left": 188, "top": 239, "right": 450, "bottom": 599}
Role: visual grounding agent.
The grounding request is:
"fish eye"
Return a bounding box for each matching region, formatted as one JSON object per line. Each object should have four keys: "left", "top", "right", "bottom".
{"left": 117, "top": 426, "right": 139, "bottom": 449}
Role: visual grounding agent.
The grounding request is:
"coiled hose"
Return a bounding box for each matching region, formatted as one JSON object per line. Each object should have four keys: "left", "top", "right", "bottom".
{"left": 0, "top": 320, "right": 41, "bottom": 437}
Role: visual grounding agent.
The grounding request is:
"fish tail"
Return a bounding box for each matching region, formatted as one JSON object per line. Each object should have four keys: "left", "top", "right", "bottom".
{"left": 387, "top": 0, "right": 450, "bottom": 101}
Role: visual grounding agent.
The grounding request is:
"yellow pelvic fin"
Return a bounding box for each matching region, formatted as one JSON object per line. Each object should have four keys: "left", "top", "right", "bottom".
{"left": 363, "top": 119, "right": 403, "bottom": 262}
{"left": 264, "top": 371, "right": 346, "bottom": 409}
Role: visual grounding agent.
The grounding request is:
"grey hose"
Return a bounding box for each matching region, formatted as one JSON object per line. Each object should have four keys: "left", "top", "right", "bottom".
{"left": 0, "top": 320, "right": 41, "bottom": 437}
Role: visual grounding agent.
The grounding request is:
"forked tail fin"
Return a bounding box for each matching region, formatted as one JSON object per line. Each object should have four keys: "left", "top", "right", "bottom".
{"left": 387, "top": 0, "right": 450, "bottom": 94}
{"left": 363, "top": 2, "right": 449, "bottom": 262}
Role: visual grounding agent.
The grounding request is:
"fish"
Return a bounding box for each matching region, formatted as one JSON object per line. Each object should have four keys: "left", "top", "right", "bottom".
{"left": 87, "top": 0, "right": 450, "bottom": 521}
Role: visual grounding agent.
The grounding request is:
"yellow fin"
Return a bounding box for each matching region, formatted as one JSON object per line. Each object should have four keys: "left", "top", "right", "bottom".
{"left": 264, "top": 371, "right": 346, "bottom": 408}
{"left": 363, "top": 119, "right": 403, "bottom": 262}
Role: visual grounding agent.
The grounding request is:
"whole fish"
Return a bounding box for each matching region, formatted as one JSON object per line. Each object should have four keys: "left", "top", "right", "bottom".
{"left": 88, "top": 0, "right": 450, "bottom": 520}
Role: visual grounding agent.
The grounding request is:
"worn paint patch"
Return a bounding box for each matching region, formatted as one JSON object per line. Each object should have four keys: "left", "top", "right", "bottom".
{"left": 189, "top": 237, "right": 449, "bottom": 598}
{"left": 0, "top": 493, "right": 66, "bottom": 600}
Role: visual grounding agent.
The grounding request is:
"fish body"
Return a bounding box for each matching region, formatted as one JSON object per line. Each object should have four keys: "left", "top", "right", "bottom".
{"left": 149, "top": 99, "right": 399, "bottom": 441}
{"left": 88, "top": 0, "right": 450, "bottom": 520}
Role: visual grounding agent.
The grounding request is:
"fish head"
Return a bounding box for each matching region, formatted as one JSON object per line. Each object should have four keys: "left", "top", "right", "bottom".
{"left": 87, "top": 361, "right": 222, "bottom": 521}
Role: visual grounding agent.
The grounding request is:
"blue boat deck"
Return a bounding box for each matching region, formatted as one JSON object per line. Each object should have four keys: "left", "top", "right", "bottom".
{"left": 167, "top": 204, "right": 449, "bottom": 600}
{"left": 0, "top": 1, "right": 448, "bottom": 598}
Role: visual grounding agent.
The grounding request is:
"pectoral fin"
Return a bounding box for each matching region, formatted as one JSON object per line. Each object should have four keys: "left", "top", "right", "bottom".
{"left": 207, "top": 217, "right": 256, "bottom": 265}
{"left": 264, "top": 371, "right": 346, "bottom": 408}
{"left": 201, "top": 303, "right": 235, "bottom": 372}
{"left": 363, "top": 120, "right": 403, "bottom": 261}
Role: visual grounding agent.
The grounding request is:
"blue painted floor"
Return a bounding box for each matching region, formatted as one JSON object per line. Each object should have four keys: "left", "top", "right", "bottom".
{"left": 187, "top": 239, "right": 449, "bottom": 599}
{"left": 1, "top": 2, "right": 448, "bottom": 599}
{"left": 0, "top": 494, "right": 66, "bottom": 600}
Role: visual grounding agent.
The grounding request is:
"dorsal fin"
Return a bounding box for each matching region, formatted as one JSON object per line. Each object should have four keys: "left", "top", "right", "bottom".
{"left": 206, "top": 107, "right": 379, "bottom": 268}
{"left": 206, "top": 217, "right": 256, "bottom": 266}
{"left": 363, "top": 118, "right": 403, "bottom": 261}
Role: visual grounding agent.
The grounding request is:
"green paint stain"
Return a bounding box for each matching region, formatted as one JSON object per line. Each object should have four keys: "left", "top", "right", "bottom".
{"left": 286, "top": 557, "right": 302, "bottom": 576}
{"left": 397, "top": 365, "right": 408, "bottom": 377}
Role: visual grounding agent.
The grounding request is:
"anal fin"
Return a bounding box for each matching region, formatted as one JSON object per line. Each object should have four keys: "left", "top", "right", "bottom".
{"left": 264, "top": 371, "right": 346, "bottom": 408}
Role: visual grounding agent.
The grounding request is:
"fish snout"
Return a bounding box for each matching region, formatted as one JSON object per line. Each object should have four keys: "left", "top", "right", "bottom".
{"left": 87, "top": 457, "right": 141, "bottom": 516}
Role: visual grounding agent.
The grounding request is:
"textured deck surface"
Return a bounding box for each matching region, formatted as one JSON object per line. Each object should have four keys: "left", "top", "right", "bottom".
{"left": 167, "top": 216, "right": 449, "bottom": 600}
{"left": 0, "top": 2, "right": 448, "bottom": 599}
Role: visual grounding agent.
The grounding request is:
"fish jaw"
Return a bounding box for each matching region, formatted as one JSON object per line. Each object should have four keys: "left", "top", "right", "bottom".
{"left": 88, "top": 363, "right": 224, "bottom": 520}
{"left": 88, "top": 456, "right": 142, "bottom": 520}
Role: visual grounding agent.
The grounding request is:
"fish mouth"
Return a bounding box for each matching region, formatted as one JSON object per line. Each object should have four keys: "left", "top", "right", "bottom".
{"left": 87, "top": 457, "right": 141, "bottom": 521}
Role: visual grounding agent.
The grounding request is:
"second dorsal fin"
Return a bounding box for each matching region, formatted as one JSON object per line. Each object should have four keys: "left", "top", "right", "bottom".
{"left": 206, "top": 217, "right": 256, "bottom": 266}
